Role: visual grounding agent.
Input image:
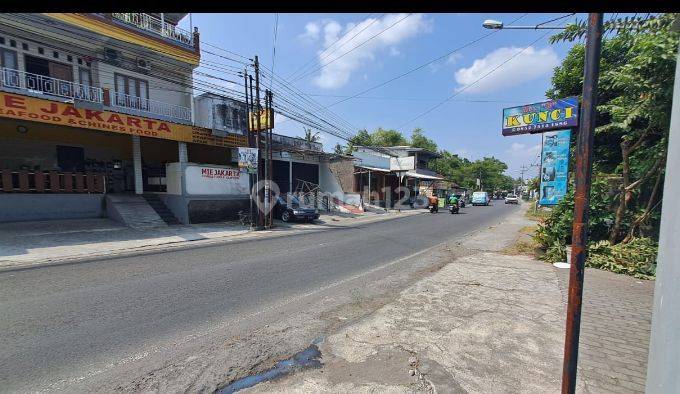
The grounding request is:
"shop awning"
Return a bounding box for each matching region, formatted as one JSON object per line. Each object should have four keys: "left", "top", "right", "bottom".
{"left": 403, "top": 171, "right": 444, "bottom": 180}
{"left": 355, "top": 165, "right": 391, "bottom": 173}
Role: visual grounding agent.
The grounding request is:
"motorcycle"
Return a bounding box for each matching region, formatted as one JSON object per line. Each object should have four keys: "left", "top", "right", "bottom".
{"left": 449, "top": 203, "right": 460, "bottom": 214}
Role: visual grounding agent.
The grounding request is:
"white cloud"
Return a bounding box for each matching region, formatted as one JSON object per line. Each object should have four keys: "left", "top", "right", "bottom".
{"left": 507, "top": 142, "right": 541, "bottom": 158}
{"left": 454, "top": 46, "right": 559, "bottom": 94}
{"left": 311, "top": 13, "right": 432, "bottom": 89}
{"left": 389, "top": 47, "right": 401, "bottom": 57}
{"left": 299, "top": 22, "right": 320, "bottom": 42}
{"left": 446, "top": 53, "right": 462, "bottom": 65}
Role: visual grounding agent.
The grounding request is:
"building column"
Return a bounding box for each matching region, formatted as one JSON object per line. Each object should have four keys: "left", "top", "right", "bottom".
{"left": 132, "top": 135, "right": 143, "bottom": 195}
{"left": 368, "top": 170, "right": 371, "bottom": 204}
{"left": 288, "top": 154, "right": 293, "bottom": 195}
{"left": 178, "top": 141, "right": 188, "bottom": 164}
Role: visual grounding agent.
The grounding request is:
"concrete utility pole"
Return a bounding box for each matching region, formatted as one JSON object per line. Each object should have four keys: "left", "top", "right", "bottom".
{"left": 254, "top": 55, "right": 264, "bottom": 230}
{"left": 562, "top": 13, "right": 603, "bottom": 394}
{"left": 243, "top": 68, "right": 254, "bottom": 228}
{"left": 645, "top": 16, "right": 680, "bottom": 392}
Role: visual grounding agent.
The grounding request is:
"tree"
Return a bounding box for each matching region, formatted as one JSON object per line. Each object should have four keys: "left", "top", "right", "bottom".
{"left": 548, "top": 13, "right": 678, "bottom": 244}
{"left": 334, "top": 143, "right": 345, "bottom": 154}
{"left": 410, "top": 128, "right": 438, "bottom": 152}
{"left": 303, "top": 127, "right": 320, "bottom": 143}
{"left": 371, "top": 128, "right": 409, "bottom": 146}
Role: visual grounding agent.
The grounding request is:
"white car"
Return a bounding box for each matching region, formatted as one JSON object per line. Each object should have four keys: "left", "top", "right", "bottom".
{"left": 504, "top": 194, "right": 519, "bottom": 204}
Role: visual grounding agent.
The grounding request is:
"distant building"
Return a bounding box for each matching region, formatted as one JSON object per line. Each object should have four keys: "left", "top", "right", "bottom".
{"left": 351, "top": 146, "right": 445, "bottom": 208}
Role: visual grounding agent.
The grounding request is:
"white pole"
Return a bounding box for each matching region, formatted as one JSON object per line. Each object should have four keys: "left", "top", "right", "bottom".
{"left": 646, "top": 36, "right": 680, "bottom": 393}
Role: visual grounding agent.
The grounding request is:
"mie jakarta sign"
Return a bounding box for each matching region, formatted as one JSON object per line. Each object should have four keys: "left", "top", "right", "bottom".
{"left": 502, "top": 97, "right": 579, "bottom": 136}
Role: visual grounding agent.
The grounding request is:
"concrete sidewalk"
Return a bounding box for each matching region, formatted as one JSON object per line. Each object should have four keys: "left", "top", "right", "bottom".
{"left": 246, "top": 206, "right": 653, "bottom": 393}
{"left": 0, "top": 209, "right": 424, "bottom": 269}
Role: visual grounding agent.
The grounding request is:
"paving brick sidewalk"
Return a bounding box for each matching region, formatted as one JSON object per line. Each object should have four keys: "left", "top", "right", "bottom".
{"left": 554, "top": 267, "right": 654, "bottom": 393}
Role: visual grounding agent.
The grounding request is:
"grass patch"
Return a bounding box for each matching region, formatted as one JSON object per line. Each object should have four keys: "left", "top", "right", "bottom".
{"left": 501, "top": 224, "right": 543, "bottom": 257}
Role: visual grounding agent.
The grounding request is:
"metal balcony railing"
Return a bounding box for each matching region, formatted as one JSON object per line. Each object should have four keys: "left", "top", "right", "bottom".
{"left": 111, "top": 91, "right": 192, "bottom": 122}
{"left": 111, "top": 13, "right": 193, "bottom": 46}
{"left": 0, "top": 67, "right": 104, "bottom": 103}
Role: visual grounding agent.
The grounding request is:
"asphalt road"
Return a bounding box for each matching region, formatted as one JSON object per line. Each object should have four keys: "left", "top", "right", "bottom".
{"left": 0, "top": 201, "right": 521, "bottom": 392}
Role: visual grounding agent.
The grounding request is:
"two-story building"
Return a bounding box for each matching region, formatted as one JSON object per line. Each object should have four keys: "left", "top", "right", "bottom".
{"left": 0, "top": 13, "right": 248, "bottom": 224}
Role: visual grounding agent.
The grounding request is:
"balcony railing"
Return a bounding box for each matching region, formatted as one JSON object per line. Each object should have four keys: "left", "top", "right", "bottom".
{"left": 0, "top": 67, "right": 103, "bottom": 104}
{"left": 111, "top": 13, "right": 193, "bottom": 46}
{"left": 111, "top": 91, "right": 192, "bottom": 122}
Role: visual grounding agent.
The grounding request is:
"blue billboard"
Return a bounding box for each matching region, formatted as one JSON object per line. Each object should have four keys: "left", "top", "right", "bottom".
{"left": 502, "top": 97, "right": 579, "bottom": 136}
{"left": 539, "top": 129, "right": 571, "bottom": 206}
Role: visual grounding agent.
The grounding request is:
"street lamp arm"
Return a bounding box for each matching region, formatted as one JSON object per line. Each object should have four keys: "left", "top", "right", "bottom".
{"left": 500, "top": 25, "right": 567, "bottom": 30}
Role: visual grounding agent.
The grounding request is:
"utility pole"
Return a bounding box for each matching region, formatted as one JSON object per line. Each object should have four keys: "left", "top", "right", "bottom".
{"left": 243, "top": 68, "right": 254, "bottom": 229}
{"left": 267, "top": 89, "right": 274, "bottom": 229}
{"left": 562, "top": 13, "right": 603, "bottom": 394}
{"left": 253, "top": 55, "right": 264, "bottom": 230}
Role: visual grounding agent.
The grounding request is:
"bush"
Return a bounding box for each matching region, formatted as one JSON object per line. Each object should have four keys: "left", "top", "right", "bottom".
{"left": 534, "top": 176, "right": 615, "bottom": 252}
{"left": 587, "top": 237, "right": 658, "bottom": 279}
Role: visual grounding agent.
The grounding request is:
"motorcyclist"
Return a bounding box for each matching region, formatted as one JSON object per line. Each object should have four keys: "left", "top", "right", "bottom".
{"left": 448, "top": 194, "right": 459, "bottom": 207}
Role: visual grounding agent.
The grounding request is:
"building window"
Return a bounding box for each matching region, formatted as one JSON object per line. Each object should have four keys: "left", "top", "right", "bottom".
{"left": 38, "top": 47, "right": 44, "bottom": 55}
{"left": 53, "top": 51, "right": 59, "bottom": 59}
{"left": 22, "top": 43, "right": 28, "bottom": 50}
{"left": 77, "top": 58, "right": 83, "bottom": 65}
{"left": 9, "top": 39, "right": 16, "bottom": 48}
{"left": 0, "top": 37, "right": 5, "bottom": 45}
{"left": 114, "top": 73, "right": 149, "bottom": 110}
{"left": 78, "top": 68, "right": 91, "bottom": 86}
{"left": 1, "top": 48, "right": 19, "bottom": 87}
{"left": 24, "top": 55, "right": 74, "bottom": 96}
{"left": 67, "top": 55, "right": 73, "bottom": 62}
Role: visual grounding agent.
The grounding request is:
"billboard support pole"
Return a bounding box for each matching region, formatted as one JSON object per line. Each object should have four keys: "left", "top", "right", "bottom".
{"left": 562, "top": 13, "right": 603, "bottom": 394}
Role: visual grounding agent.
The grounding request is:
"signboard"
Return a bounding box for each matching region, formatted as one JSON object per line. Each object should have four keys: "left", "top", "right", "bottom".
{"left": 237, "top": 147, "right": 258, "bottom": 174}
{"left": 248, "top": 108, "right": 273, "bottom": 132}
{"left": 185, "top": 165, "right": 249, "bottom": 195}
{"left": 0, "top": 92, "right": 250, "bottom": 149}
{"left": 389, "top": 156, "right": 415, "bottom": 171}
{"left": 502, "top": 97, "right": 579, "bottom": 136}
{"left": 539, "top": 129, "right": 571, "bottom": 205}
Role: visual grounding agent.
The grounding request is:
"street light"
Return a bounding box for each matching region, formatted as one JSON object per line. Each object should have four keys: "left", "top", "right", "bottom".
{"left": 482, "top": 17, "right": 570, "bottom": 30}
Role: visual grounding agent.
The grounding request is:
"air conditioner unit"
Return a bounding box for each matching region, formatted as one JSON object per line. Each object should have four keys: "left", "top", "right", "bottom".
{"left": 136, "top": 58, "right": 150, "bottom": 72}
{"left": 103, "top": 48, "right": 120, "bottom": 64}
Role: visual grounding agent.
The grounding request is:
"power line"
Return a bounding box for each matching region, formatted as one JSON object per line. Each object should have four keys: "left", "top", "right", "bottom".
{"left": 292, "top": 13, "right": 413, "bottom": 82}
{"left": 314, "top": 13, "right": 529, "bottom": 109}
{"left": 269, "top": 13, "right": 279, "bottom": 93}
{"left": 286, "top": 13, "right": 377, "bottom": 80}
{"left": 396, "top": 30, "right": 554, "bottom": 130}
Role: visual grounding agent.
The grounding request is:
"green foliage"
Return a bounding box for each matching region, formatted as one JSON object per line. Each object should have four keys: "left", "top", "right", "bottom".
{"left": 587, "top": 237, "right": 658, "bottom": 279}
{"left": 371, "top": 128, "right": 409, "bottom": 146}
{"left": 410, "top": 128, "right": 438, "bottom": 152}
{"left": 543, "top": 13, "right": 677, "bottom": 244}
{"left": 534, "top": 177, "right": 615, "bottom": 250}
{"left": 303, "top": 127, "right": 320, "bottom": 143}
{"left": 333, "top": 143, "right": 345, "bottom": 154}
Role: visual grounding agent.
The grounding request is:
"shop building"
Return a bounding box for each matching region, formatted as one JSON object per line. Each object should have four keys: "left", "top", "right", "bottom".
{"left": 0, "top": 13, "right": 248, "bottom": 225}
{"left": 351, "top": 146, "right": 444, "bottom": 208}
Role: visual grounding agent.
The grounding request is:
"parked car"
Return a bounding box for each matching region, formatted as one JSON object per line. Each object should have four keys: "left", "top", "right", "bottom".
{"left": 471, "top": 191, "right": 490, "bottom": 206}
{"left": 504, "top": 194, "right": 519, "bottom": 204}
{"left": 274, "top": 195, "right": 320, "bottom": 223}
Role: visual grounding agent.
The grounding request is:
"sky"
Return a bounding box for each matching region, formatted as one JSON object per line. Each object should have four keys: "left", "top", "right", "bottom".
{"left": 179, "top": 13, "right": 589, "bottom": 180}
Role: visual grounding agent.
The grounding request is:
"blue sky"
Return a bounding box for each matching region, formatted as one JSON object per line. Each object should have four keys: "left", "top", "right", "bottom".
{"left": 180, "top": 13, "right": 589, "bottom": 179}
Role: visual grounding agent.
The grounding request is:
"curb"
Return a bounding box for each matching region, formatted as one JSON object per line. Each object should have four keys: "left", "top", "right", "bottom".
{"left": 0, "top": 209, "right": 428, "bottom": 272}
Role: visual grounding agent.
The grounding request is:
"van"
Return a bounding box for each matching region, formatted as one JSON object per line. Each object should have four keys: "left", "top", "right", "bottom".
{"left": 471, "top": 191, "right": 490, "bottom": 206}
